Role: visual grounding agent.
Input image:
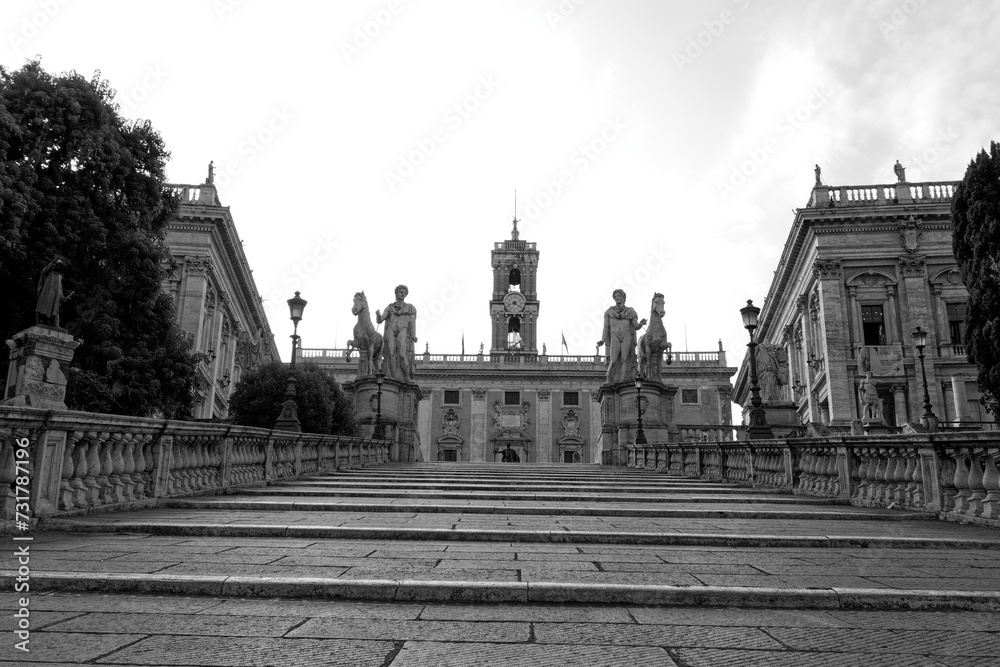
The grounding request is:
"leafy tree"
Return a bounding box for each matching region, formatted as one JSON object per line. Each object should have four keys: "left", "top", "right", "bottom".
{"left": 228, "top": 362, "right": 357, "bottom": 435}
{"left": 0, "top": 61, "right": 201, "bottom": 417}
{"left": 952, "top": 140, "right": 1000, "bottom": 418}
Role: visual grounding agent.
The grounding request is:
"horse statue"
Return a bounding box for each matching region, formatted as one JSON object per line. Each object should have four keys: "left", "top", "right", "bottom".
{"left": 638, "top": 292, "right": 670, "bottom": 382}
{"left": 346, "top": 291, "right": 383, "bottom": 377}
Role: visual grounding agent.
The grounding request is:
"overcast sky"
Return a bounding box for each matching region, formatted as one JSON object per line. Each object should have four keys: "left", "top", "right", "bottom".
{"left": 4, "top": 0, "right": 999, "bottom": 368}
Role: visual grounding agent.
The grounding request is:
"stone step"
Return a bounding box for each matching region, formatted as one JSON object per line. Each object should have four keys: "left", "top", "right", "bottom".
{"left": 269, "top": 480, "right": 774, "bottom": 494}
{"left": 236, "top": 486, "right": 823, "bottom": 504}
{"left": 11, "top": 571, "right": 1000, "bottom": 610}
{"left": 161, "top": 497, "right": 930, "bottom": 520}
{"left": 41, "top": 518, "right": 1000, "bottom": 549}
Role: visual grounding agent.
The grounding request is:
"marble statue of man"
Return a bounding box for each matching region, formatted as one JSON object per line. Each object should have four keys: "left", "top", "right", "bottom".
{"left": 597, "top": 289, "right": 647, "bottom": 384}
{"left": 376, "top": 284, "right": 418, "bottom": 382}
{"left": 36, "top": 257, "right": 71, "bottom": 327}
{"left": 859, "top": 371, "right": 880, "bottom": 421}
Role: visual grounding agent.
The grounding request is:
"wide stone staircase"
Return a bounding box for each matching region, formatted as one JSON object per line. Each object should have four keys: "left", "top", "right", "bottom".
{"left": 22, "top": 462, "right": 1000, "bottom": 608}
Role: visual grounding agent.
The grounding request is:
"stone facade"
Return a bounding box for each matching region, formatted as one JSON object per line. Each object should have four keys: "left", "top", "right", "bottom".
{"left": 163, "top": 182, "right": 279, "bottom": 419}
{"left": 303, "top": 221, "right": 737, "bottom": 462}
{"left": 734, "top": 179, "right": 994, "bottom": 430}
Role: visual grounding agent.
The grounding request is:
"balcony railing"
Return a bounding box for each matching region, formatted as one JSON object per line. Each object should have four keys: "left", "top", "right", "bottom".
{"left": 299, "top": 348, "right": 726, "bottom": 367}
{"left": 810, "top": 180, "right": 958, "bottom": 208}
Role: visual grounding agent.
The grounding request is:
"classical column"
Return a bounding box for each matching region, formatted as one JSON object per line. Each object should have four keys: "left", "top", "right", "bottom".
{"left": 847, "top": 285, "right": 863, "bottom": 347}
{"left": 796, "top": 295, "right": 819, "bottom": 422}
{"left": 537, "top": 389, "right": 552, "bottom": 462}
{"left": 891, "top": 383, "right": 908, "bottom": 427}
{"left": 932, "top": 284, "right": 950, "bottom": 346}
{"left": 813, "top": 258, "right": 852, "bottom": 424}
{"left": 471, "top": 388, "right": 488, "bottom": 461}
{"left": 179, "top": 256, "right": 212, "bottom": 347}
{"left": 885, "top": 284, "right": 900, "bottom": 344}
{"left": 899, "top": 255, "right": 941, "bottom": 414}
{"left": 951, "top": 375, "right": 972, "bottom": 422}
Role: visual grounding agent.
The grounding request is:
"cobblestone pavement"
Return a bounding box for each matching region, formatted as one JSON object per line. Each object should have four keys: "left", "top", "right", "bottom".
{"left": 6, "top": 464, "right": 1000, "bottom": 664}
{"left": 12, "top": 532, "right": 1000, "bottom": 593}
{"left": 3, "top": 592, "right": 1000, "bottom": 666}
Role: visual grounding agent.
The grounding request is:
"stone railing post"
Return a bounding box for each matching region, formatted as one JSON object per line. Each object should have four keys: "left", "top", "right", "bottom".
{"left": 32, "top": 428, "right": 69, "bottom": 516}
{"left": 835, "top": 445, "right": 852, "bottom": 499}
{"left": 294, "top": 438, "right": 303, "bottom": 476}
{"left": 264, "top": 436, "right": 276, "bottom": 482}
{"left": 220, "top": 436, "right": 233, "bottom": 488}
{"left": 152, "top": 433, "right": 173, "bottom": 498}
{"left": 783, "top": 445, "right": 795, "bottom": 489}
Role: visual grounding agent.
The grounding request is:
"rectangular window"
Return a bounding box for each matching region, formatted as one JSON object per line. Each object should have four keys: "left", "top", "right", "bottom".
{"left": 504, "top": 391, "right": 520, "bottom": 406}
{"left": 443, "top": 390, "right": 460, "bottom": 405}
{"left": 861, "top": 305, "right": 887, "bottom": 346}
{"left": 681, "top": 389, "right": 699, "bottom": 404}
{"left": 563, "top": 391, "right": 579, "bottom": 406}
{"left": 947, "top": 302, "right": 967, "bottom": 344}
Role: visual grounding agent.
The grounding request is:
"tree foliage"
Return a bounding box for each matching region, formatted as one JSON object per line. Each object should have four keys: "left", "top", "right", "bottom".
{"left": 228, "top": 362, "right": 357, "bottom": 436}
{"left": 952, "top": 140, "right": 1000, "bottom": 417}
{"left": 0, "top": 61, "right": 201, "bottom": 417}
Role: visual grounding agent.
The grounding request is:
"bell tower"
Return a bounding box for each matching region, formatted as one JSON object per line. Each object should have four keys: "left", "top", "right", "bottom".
{"left": 490, "top": 216, "right": 540, "bottom": 355}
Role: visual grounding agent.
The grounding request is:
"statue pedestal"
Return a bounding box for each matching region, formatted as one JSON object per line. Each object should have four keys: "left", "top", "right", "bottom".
{"left": 597, "top": 380, "right": 676, "bottom": 458}
{"left": 3, "top": 325, "right": 80, "bottom": 410}
{"left": 347, "top": 376, "right": 423, "bottom": 461}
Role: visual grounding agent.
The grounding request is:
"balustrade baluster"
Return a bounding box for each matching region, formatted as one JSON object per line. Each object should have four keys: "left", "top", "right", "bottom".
{"left": 980, "top": 452, "right": 1000, "bottom": 518}
{"left": 952, "top": 451, "right": 972, "bottom": 514}
{"left": 107, "top": 433, "right": 126, "bottom": 504}
{"left": 81, "top": 433, "right": 102, "bottom": 507}
{"left": 120, "top": 433, "right": 136, "bottom": 501}
{"left": 59, "top": 432, "right": 81, "bottom": 510}
{"left": 902, "top": 451, "right": 917, "bottom": 507}
{"left": 967, "top": 452, "right": 986, "bottom": 517}
{"left": 888, "top": 451, "right": 906, "bottom": 504}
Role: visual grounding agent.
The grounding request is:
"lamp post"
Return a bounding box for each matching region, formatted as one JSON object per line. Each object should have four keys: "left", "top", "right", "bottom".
{"left": 274, "top": 292, "right": 307, "bottom": 432}
{"left": 634, "top": 375, "right": 647, "bottom": 445}
{"left": 911, "top": 326, "right": 938, "bottom": 431}
{"left": 373, "top": 371, "right": 385, "bottom": 439}
{"left": 741, "top": 299, "right": 774, "bottom": 439}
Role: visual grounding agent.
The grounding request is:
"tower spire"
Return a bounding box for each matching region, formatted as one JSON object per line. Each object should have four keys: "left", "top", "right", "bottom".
{"left": 511, "top": 190, "right": 520, "bottom": 240}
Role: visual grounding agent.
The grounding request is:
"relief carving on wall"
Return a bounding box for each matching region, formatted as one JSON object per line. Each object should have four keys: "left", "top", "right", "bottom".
{"left": 492, "top": 399, "right": 531, "bottom": 440}
{"left": 184, "top": 255, "right": 213, "bottom": 277}
{"left": 812, "top": 258, "right": 842, "bottom": 280}
{"left": 442, "top": 408, "right": 460, "bottom": 435}
{"left": 900, "top": 216, "right": 921, "bottom": 253}
{"left": 562, "top": 409, "right": 580, "bottom": 438}
{"left": 898, "top": 255, "right": 926, "bottom": 278}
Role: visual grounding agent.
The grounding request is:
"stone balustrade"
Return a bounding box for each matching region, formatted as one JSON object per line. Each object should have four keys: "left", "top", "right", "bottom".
{"left": 0, "top": 406, "right": 407, "bottom": 527}
{"left": 623, "top": 431, "right": 1000, "bottom": 528}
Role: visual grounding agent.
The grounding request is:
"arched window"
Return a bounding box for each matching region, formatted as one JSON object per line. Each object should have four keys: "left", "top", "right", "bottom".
{"left": 507, "top": 316, "right": 522, "bottom": 349}
{"left": 508, "top": 268, "right": 521, "bottom": 292}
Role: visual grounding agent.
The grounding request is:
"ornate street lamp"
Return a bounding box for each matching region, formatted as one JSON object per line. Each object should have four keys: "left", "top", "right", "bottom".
{"left": 274, "top": 292, "right": 307, "bottom": 432}
{"left": 634, "top": 375, "right": 647, "bottom": 445}
{"left": 741, "top": 299, "right": 774, "bottom": 439}
{"left": 911, "top": 326, "right": 938, "bottom": 431}
{"left": 374, "top": 371, "right": 386, "bottom": 439}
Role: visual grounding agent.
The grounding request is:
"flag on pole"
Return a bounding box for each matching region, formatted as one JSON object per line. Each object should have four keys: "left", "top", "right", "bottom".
{"left": 462, "top": 331, "right": 465, "bottom": 355}
{"left": 561, "top": 331, "right": 569, "bottom": 353}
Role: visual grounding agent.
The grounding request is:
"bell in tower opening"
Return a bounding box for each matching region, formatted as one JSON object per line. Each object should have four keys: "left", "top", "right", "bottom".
{"left": 490, "top": 214, "right": 540, "bottom": 356}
